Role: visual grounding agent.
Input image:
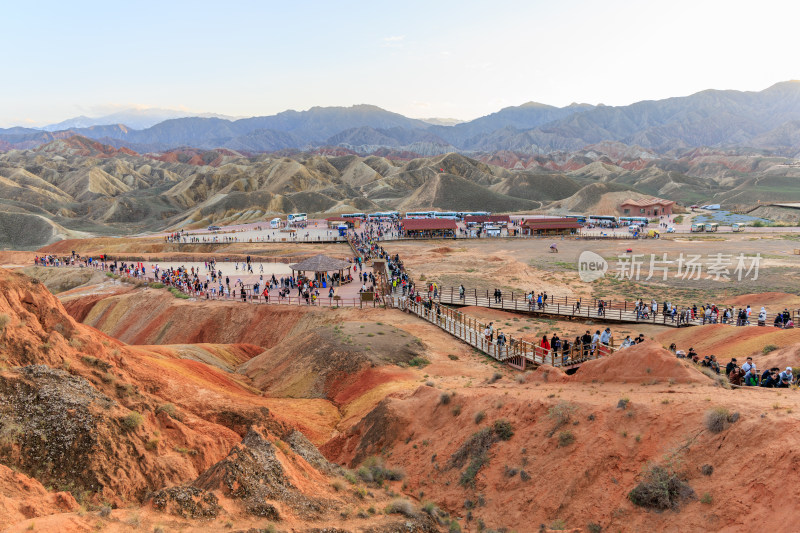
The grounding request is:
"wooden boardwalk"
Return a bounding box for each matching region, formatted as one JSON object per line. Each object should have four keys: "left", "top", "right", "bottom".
{"left": 435, "top": 290, "right": 694, "bottom": 327}
{"left": 390, "top": 295, "right": 617, "bottom": 369}
{"left": 430, "top": 286, "right": 793, "bottom": 328}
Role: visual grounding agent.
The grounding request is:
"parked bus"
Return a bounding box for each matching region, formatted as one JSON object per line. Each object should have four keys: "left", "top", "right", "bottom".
{"left": 731, "top": 223, "right": 746, "bottom": 232}
{"left": 704, "top": 223, "right": 719, "bottom": 232}
{"left": 269, "top": 217, "right": 282, "bottom": 229}
{"left": 287, "top": 213, "right": 307, "bottom": 222}
{"left": 342, "top": 213, "right": 366, "bottom": 220}
{"left": 588, "top": 215, "right": 618, "bottom": 225}
{"left": 432, "top": 211, "right": 460, "bottom": 219}
{"left": 619, "top": 216, "right": 649, "bottom": 225}
{"left": 691, "top": 223, "right": 705, "bottom": 232}
{"left": 367, "top": 212, "right": 399, "bottom": 221}
{"left": 405, "top": 211, "right": 435, "bottom": 219}
{"left": 458, "top": 211, "right": 491, "bottom": 218}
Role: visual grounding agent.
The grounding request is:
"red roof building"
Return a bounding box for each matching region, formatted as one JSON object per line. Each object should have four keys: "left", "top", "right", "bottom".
{"left": 401, "top": 218, "right": 457, "bottom": 237}
{"left": 619, "top": 197, "right": 675, "bottom": 217}
{"left": 521, "top": 217, "right": 581, "bottom": 235}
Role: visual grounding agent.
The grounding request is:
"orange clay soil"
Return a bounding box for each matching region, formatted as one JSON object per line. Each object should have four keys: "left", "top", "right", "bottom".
{"left": 0, "top": 269, "right": 444, "bottom": 532}
{"left": 570, "top": 341, "right": 707, "bottom": 384}
{"left": 655, "top": 323, "right": 800, "bottom": 361}
{"left": 324, "top": 360, "right": 800, "bottom": 532}
{"left": 9, "top": 264, "right": 800, "bottom": 532}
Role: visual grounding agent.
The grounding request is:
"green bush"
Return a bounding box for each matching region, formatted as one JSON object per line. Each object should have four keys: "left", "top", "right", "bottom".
{"left": 156, "top": 403, "right": 182, "bottom": 421}
{"left": 357, "top": 457, "right": 404, "bottom": 484}
{"left": 762, "top": 344, "right": 778, "bottom": 354}
{"left": 493, "top": 419, "right": 514, "bottom": 440}
{"left": 474, "top": 411, "right": 485, "bottom": 424}
{"left": 168, "top": 287, "right": 190, "bottom": 299}
{"left": 408, "top": 356, "right": 431, "bottom": 367}
{"left": 459, "top": 454, "right": 488, "bottom": 487}
{"left": 558, "top": 431, "right": 575, "bottom": 447}
{"left": 120, "top": 412, "right": 143, "bottom": 431}
{"left": 149, "top": 282, "right": 165, "bottom": 289}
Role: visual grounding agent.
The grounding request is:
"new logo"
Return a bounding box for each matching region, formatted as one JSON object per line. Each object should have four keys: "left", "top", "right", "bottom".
{"left": 578, "top": 251, "right": 608, "bottom": 282}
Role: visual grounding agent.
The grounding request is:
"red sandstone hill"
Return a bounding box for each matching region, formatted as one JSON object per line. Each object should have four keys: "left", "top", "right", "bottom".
{"left": 0, "top": 270, "right": 439, "bottom": 531}
{"left": 34, "top": 135, "right": 137, "bottom": 158}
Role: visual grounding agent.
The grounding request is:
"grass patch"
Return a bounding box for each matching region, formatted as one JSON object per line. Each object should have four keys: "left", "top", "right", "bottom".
{"left": 168, "top": 287, "right": 190, "bottom": 299}
{"left": 762, "top": 344, "right": 779, "bottom": 354}
{"left": 408, "top": 356, "right": 431, "bottom": 367}
{"left": 120, "top": 412, "right": 143, "bottom": 431}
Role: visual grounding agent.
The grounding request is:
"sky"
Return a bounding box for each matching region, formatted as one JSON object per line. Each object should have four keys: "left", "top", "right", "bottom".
{"left": 2, "top": 0, "right": 799, "bottom": 128}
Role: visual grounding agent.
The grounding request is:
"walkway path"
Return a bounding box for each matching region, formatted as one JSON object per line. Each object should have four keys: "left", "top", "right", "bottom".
{"left": 389, "top": 294, "right": 617, "bottom": 369}
{"left": 433, "top": 286, "right": 798, "bottom": 329}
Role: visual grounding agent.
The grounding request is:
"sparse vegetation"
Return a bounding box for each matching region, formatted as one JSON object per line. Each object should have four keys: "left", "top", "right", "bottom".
{"left": 168, "top": 287, "right": 190, "bottom": 299}
{"left": 0, "top": 313, "right": 12, "bottom": 333}
{"left": 120, "top": 412, "right": 143, "bottom": 431}
{"left": 628, "top": 463, "right": 695, "bottom": 510}
{"left": 701, "top": 492, "right": 713, "bottom": 504}
{"left": 357, "top": 456, "right": 404, "bottom": 485}
{"left": 408, "top": 356, "right": 431, "bottom": 367}
{"left": 705, "top": 407, "right": 732, "bottom": 433}
{"left": 558, "top": 431, "right": 575, "bottom": 447}
{"left": 449, "top": 420, "right": 514, "bottom": 487}
{"left": 763, "top": 344, "right": 779, "bottom": 354}
{"left": 385, "top": 499, "right": 417, "bottom": 517}
{"left": 493, "top": 419, "right": 514, "bottom": 440}
{"left": 156, "top": 403, "right": 183, "bottom": 421}
{"left": 474, "top": 410, "right": 485, "bottom": 424}
{"left": 488, "top": 372, "right": 502, "bottom": 384}
{"left": 547, "top": 401, "right": 577, "bottom": 437}
{"left": 440, "top": 392, "right": 452, "bottom": 405}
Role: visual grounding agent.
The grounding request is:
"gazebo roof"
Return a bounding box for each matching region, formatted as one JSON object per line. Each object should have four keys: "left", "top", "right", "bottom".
{"left": 290, "top": 254, "right": 352, "bottom": 272}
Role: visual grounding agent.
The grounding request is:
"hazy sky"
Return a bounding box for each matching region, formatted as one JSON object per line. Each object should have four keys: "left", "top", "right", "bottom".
{"left": 3, "top": 0, "right": 799, "bottom": 127}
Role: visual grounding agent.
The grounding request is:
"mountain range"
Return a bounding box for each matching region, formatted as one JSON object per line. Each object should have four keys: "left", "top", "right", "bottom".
{"left": 1, "top": 134, "right": 799, "bottom": 250}
{"left": 2, "top": 82, "right": 800, "bottom": 157}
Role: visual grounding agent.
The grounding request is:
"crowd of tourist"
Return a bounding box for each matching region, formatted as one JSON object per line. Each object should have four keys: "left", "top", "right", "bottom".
{"left": 670, "top": 344, "right": 796, "bottom": 388}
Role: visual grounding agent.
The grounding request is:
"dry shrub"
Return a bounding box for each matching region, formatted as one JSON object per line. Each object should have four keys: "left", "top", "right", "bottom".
{"left": 558, "top": 430, "right": 575, "bottom": 447}
{"left": 705, "top": 407, "right": 731, "bottom": 433}
{"left": 385, "top": 499, "right": 417, "bottom": 517}
{"left": 628, "top": 464, "right": 695, "bottom": 510}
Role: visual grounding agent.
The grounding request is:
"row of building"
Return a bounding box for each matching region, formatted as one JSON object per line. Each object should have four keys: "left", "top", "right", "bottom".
{"left": 323, "top": 196, "right": 675, "bottom": 237}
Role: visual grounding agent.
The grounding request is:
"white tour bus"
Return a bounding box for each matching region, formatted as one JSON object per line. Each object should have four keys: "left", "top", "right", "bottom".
{"left": 287, "top": 213, "right": 307, "bottom": 222}
{"left": 269, "top": 217, "right": 282, "bottom": 229}
{"left": 404, "top": 211, "right": 435, "bottom": 219}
